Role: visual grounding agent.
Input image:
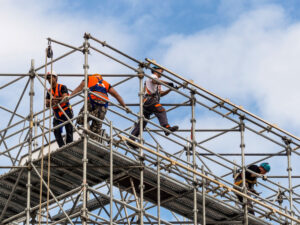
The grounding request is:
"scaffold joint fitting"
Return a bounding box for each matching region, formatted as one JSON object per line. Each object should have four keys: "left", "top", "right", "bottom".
{"left": 190, "top": 118, "right": 196, "bottom": 123}
{"left": 82, "top": 158, "right": 89, "bottom": 163}
{"left": 84, "top": 32, "right": 91, "bottom": 40}
{"left": 83, "top": 64, "right": 90, "bottom": 69}
{"left": 139, "top": 154, "right": 145, "bottom": 162}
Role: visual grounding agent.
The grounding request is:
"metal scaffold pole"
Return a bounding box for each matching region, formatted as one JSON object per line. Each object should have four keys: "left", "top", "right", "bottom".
{"left": 138, "top": 65, "right": 144, "bottom": 225}
{"left": 82, "top": 33, "right": 90, "bottom": 225}
{"left": 191, "top": 90, "right": 198, "bottom": 225}
{"left": 157, "top": 145, "right": 161, "bottom": 225}
{"left": 284, "top": 138, "right": 294, "bottom": 225}
{"left": 240, "top": 116, "right": 248, "bottom": 225}
{"left": 202, "top": 166, "right": 206, "bottom": 225}
{"left": 26, "top": 59, "right": 35, "bottom": 225}
{"left": 110, "top": 121, "right": 113, "bottom": 225}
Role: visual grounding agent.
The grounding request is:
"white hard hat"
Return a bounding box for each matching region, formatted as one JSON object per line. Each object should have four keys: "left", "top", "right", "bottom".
{"left": 47, "top": 71, "right": 57, "bottom": 77}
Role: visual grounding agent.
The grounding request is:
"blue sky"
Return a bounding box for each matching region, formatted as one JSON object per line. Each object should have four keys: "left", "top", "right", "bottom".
{"left": 1, "top": 0, "right": 300, "bottom": 162}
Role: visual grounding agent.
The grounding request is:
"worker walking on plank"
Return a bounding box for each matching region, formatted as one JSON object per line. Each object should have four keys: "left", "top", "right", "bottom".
{"left": 234, "top": 162, "right": 271, "bottom": 215}
{"left": 46, "top": 71, "right": 74, "bottom": 147}
{"left": 71, "top": 73, "right": 131, "bottom": 141}
{"left": 128, "top": 65, "right": 179, "bottom": 148}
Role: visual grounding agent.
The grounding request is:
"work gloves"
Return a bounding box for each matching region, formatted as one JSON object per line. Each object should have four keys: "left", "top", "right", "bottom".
{"left": 167, "top": 82, "right": 180, "bottom": 89}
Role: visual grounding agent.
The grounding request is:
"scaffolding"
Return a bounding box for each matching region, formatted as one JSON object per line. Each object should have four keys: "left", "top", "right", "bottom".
{"left": 0, "top": 33, "right": 299, "bottom": 225}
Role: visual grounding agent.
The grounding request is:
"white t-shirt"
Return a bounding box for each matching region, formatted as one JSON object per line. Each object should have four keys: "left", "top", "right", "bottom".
{"left": 145, "top": 74, "right": 163, "bottom": 94}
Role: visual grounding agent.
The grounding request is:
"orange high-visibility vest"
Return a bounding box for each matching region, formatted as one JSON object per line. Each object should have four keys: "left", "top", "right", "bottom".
{"left": 88, "top": 74, "right": 110, "bottom": 106}
{"left": 49, "top": 84, "right": 70, "bottom": 118}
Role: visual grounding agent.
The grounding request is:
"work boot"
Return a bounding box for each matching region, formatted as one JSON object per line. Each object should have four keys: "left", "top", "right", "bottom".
{"left": 126, "top": 137, "right": 138, "bottom": 149}
{"left": 164, "top": 125, "right": 179, "bottom": 136}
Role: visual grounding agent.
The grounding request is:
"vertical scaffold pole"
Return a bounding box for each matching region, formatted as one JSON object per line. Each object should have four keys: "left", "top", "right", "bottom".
{"left": 138, "top": 66, "right": 144, "bottom": 225}
{"left": 26, "top": 59, "right": 35, "bottom": 225}
{"left": 202, "top": 166, "right": 206, "bottom": 225}
{"left": 82, "top": 33, "right": 90, "bottom": 225}
{"left": 157, "top": 145, "right": 161, "bottom": 225}
{"left": 110, "top": 121, "right": 113, "bottom": 225}
{"left": 240, "top": 115, "right": 248, "bottom": 225}
{"left": 191, "top": 90, "right": 197, "bottom": 225}
{"left": 284, "top": 139, "right": 294, "bottom": 225}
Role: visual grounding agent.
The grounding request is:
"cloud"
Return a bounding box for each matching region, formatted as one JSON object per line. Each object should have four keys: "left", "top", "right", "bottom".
{"left": 153, "top": 5, "right": 300, "bottom": 136}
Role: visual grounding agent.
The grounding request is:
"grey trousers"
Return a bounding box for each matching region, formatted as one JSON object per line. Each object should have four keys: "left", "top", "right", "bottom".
{"left": 131, "top": 97, "right": 169, "bottom": 138}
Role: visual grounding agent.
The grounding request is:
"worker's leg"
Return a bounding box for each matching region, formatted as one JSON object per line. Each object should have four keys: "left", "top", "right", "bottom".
{"left": 77, "top": 102, "right": 93, "bottom": 126}
{"left": 152, "top": 104, "right": 169, "bottom": 127}
{"left": 53, "top": 118, "right": 65, "bottom": 147}
{"left": 65, "top": 109, "right": 74, "bottom": 144}
{"left": 247, "top": 201, "right": 255, "bottom": 215}
{"left": 152, "top": 103, "right": 178, "bottom": 136}
{"left": 77, "top": 106, "right": 84, "bottom": 125}
{"left": 90, "top": 105, "right": 107, "bottom": 141}
{"left": 130, "top": 109, "right": 151, "bottom": 138}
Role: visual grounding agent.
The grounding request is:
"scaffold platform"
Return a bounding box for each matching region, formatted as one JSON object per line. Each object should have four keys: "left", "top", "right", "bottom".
{"left": 0, "top": 139, "right": 270, "bottom": 224}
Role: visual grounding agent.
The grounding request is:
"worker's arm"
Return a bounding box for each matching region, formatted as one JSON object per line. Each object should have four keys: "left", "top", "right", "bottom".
{"left": 108, "top": 87, "right": 126, "bottom": 108}
{"left": 45, "top": 91, "right": 60, "bottom": 107}
{"left": 160, "top": 89, "right": 171, "bottom": 97}
{"left": 71, "top": 80, "right": 85, "bottom": 97}
{"left": 46, "top": 97, "right": 63, "bottom": 107}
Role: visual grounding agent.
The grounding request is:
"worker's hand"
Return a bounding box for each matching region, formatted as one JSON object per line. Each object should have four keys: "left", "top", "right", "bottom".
{"left": 61, "top": 96, "right": 69, "bottom": 103}
{"left": 125, "top": 106, "right": 132, "bottom": 114}
{"left": 262, "top": 175, "right": 267, "bottom": 181}
{"left": 167, "top": 82, "right": 174, "bottom": 88}
{"left": 52, "top": 98, "right": 60, "bottom": 105}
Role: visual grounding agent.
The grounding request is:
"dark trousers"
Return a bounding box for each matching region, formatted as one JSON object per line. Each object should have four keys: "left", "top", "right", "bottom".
{"left": 234, "top": 177, "right": 255, "bottom": 215}
{"left": 131, "top": 97, "right": 169, "bottom": 138}
{"left": 53, "top": 109, "right": 73, "bottom": 147}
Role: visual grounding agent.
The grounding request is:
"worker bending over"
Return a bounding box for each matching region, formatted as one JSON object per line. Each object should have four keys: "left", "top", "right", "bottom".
{"left": 71, "top": 74, "right": 130, "bottom": 141}
{"left": 234, "top": 162, "right": 271, "bottom": 215}
{"left": 46, "top": 71, "right": 74, "bottom": 147}
{"left": 128, "top": 65, "right": 179, "bottom": 148}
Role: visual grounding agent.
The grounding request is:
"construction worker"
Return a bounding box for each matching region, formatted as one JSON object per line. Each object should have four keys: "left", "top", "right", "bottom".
{"left": 128, "top": 65, "right": 179, "bottom": 148}
{"left": 234, "top": 162, "right": 271, "bottom": 215}
{"left": 46, "top": 71, "right": 74, "bottom": 147}
{"left": 71, "top": 73, "right": 131, "bottom": 141}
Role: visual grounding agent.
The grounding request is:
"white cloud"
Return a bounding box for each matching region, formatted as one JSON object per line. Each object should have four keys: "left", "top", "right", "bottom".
{"left": 154, "top": 5, "right": 300, "bottom": 136}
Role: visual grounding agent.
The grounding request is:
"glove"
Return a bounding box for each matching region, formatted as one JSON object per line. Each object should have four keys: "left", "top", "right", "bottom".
{"left": 125, "top": 106, "right": 132, "bottom": 114}
{"left": 167, "top": 82, "right": 174, "bottom": 88}
{"left": 262, "top": 175, "right": 267, "bottom": 181}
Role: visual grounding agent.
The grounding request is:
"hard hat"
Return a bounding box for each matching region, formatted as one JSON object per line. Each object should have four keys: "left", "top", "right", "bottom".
{"left": 46, "top": 71, "right": 57, "bottom": 78}
{"left": 260, "top": 162, "right": 271, "bottom": 172}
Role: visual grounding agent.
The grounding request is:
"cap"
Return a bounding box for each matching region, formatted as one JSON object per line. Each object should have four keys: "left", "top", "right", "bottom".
{"left": 260, "top": 162, "right": 271, "bottom": 172}
{"left": 152, "top": 65, "right": 161, "bottom": 70}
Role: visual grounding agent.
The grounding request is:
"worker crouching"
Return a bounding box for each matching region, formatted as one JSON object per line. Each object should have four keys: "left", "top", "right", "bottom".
{"left": 46, "top": 71, "right": 74, "bottom": 147}
{"left": 234, "top": 162, "right": 271, "bottom": 215}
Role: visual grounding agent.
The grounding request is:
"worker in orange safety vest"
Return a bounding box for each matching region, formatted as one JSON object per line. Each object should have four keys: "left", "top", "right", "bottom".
{"left": 46, "top": 71, "right": 73, "bottom": 147}
{"left": 71, "top": 73, "right": 131, "bottom": 141}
